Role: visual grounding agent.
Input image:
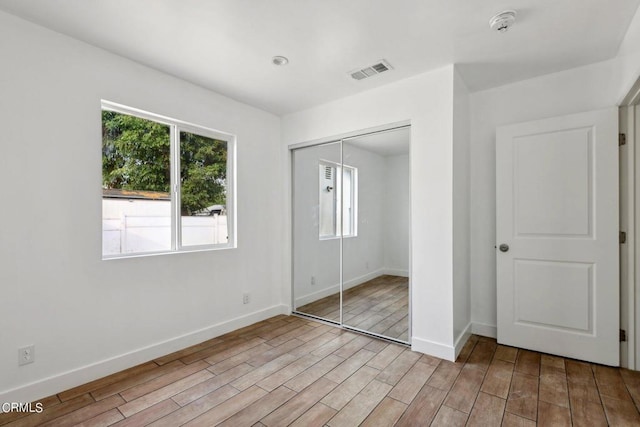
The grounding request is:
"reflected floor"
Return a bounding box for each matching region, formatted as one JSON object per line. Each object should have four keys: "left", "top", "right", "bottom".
{"left": 296, "top": 275, "right": 409, "bottom": 342}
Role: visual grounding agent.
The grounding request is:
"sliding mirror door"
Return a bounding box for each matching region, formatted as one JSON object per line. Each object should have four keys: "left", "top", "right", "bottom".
{"left": 292, "top": 142, "right": 342, "bottom": 323}
{"left": 342, "top": 127, "right": 410, "bottom": 342}
{"left": 291, "top": 126, "right": 411, "bottom": 343}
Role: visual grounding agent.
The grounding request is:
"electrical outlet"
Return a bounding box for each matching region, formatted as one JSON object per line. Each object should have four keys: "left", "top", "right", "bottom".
{"left": 18, "top": 345, "right": 35, "bottom": 366}
{"left": 311, "top": 276, "right": 316, "bottom": 285}
{"left": 243, "top": 293, "right": 250, "bottom": 304}
{"left": 366, "top": 261, "right": 369, "bottom": 270}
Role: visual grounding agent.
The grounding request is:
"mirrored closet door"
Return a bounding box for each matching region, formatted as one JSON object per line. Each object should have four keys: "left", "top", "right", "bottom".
{"left": 292, "top": 142, "right": 342, "bottom": 323}
{"left": 292, "top": 126, "right": 411, "bottom": 344}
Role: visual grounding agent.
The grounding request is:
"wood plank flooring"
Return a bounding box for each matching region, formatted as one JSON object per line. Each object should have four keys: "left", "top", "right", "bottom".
{"left": 296, "top": 275, "right": 409, "bottom": 342}
{"left": 2, "top": 315, "right": 640, "bottom": 426}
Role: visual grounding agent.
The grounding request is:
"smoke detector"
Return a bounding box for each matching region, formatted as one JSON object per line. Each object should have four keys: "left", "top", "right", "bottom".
{"left": 349, "top": 60, "right": 393, "bottom": 81}
{"left": 272, "top": 55, "right": 289, "bottom": 66}
{"left": 489, "top": 10, "right": 517, "bottom": 33}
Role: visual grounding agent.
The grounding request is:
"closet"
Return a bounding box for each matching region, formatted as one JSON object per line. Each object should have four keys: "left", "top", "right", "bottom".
{"left": 291, "top": 126, "right": 411, "bottom": 344}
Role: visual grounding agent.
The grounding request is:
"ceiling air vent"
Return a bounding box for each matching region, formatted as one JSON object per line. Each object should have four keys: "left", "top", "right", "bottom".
{"left": 350, "top": 60, "right": 393, "bottom": 81}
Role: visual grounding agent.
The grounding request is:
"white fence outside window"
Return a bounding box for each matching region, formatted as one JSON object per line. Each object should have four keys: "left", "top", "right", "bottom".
{"left": 102, "top": 199, "right": 227, "bottom": 255}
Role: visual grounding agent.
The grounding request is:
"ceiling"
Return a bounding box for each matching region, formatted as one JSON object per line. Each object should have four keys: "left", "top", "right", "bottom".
{"left": 347, "top": 127, "right": 410, "bottom": 157}
{"left": 0, "top": 0, "right": 638, "bottom": 115}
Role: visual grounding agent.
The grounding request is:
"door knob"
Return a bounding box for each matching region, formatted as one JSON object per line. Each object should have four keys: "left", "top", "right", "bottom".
{"left": 499, "top": 244, "right": 509, "bottom": 252}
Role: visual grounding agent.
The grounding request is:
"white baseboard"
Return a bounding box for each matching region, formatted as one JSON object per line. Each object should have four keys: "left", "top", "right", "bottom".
{"left": 0, "top": 304, "right": 289, "bottom": 403}
{"left": 294, "top": 285, "right": 340, "bottom": 307}
{"left": 411, "top": 337, "right": 456, "bottom": 361}
{"left": 343, "top": 269, "right": 385, "bottom": 290}
{"left": 454, "top": 322, "right": 472, "bottom": 358}
{"left": 471, "top": 322, "right": 497, "bottom": 339}
{"left": 411, "top": 322, "right": 472, "bottom": 362}
{"left": 382, "top": 268, "right": 409, "bottom": 277}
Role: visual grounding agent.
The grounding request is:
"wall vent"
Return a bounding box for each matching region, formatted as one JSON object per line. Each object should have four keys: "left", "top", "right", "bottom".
{"left": 349, "top": 60, "right": 393, "bottom": 81}
{"left": 324, "top": 166, "right": 333, "bottom": 180}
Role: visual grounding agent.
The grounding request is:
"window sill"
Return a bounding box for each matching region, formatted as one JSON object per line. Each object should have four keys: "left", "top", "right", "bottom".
{"left": 318, "top": 234, "right": 358, "bottom": 241}
{"left": 102, "top": 244, "right": 235, "bottom": 261}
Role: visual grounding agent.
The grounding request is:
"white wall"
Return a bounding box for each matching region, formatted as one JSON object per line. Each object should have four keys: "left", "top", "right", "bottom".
{"left": 383, "top": 154, "right": 410, "bottom": 276}
{"left": 283, "top": 66, "right": 461, "bottom": 359}
{"left": 469, "top": 8, "right": 640, "bottom": 335}
{"left": 342, "top": 145, "right": 385, "bottom": 287}
{"left": 452, "top": 68, "right": 471, "bottom": 348}
{"left": 0, "top": 11, "right": 285, "bottom": 402}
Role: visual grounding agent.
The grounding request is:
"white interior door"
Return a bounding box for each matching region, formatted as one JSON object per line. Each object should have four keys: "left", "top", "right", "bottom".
{"left": 496, "top": 107, "right": 619, "bottom": 366}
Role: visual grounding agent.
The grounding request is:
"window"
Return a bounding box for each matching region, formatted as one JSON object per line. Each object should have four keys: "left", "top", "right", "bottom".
{"left": 318, "top": 161, "right": 357, "bottom": 239}
{"left": 101, "top": 101, "right": 235, "bottom": 258}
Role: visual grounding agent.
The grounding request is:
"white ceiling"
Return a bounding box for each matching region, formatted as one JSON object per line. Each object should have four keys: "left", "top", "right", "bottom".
{"left": 0, "top": 0, "right": 638, "bottom": 115}
{"left": 347, "top": 127, "right": 410, "bottom": 157}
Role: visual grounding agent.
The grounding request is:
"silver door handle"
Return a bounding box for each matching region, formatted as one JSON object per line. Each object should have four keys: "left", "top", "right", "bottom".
{"left": 499, "top": 244, "right": 509, "bottom": 252}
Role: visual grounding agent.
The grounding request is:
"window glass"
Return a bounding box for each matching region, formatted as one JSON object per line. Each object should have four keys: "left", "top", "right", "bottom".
{"left": 319, "top": 163, "right": 337, "bottom": 238}
{"left": 102, "top": 111, "right": 172, "bottom": 255}
{"left": 318, "top": 161, "right": 357, "bottom": 239}
{"left": 180, "top": 131, "right": 228, "bottom": 246}
{"left": 101, "top": 103, "right": 234, "bottom": 258}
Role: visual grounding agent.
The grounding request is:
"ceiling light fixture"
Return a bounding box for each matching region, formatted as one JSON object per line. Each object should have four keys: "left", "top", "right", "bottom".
{"left": 272, "top": 56, "right": 289, "bottom": 66}
{"left": 489, "top": 10, "right": 517, "bottom": 33}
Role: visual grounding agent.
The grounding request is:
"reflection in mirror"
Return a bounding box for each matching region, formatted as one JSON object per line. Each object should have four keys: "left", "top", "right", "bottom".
{"left": 342, "top": 127, "right": 410, "bottom": 342}
{"left": 292, "top": 142, "right": 342, "bottom": 323}
{"left": 291, "top": 126, "right": 411, "bottom": 343}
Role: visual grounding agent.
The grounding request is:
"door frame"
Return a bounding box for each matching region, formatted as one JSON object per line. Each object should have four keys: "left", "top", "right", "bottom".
{"left": 620, "top": 75, "right": 640, "bottom": 369}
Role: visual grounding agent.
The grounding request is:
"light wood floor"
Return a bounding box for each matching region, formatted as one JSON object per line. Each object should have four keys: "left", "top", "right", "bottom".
{"left": 296, "top": 275, "right": 409, "bottom": 342}
{"left": 2, "top": 315, "right": 640, "bottom": 426}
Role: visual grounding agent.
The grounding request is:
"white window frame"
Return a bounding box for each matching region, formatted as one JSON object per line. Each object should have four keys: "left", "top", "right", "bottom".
{"left": 318, "top": 159, "right": 358, "bottom": 240}
{"left": 341, "top": 165, "right": 357, "bottom": 237}
{"left": 101, "top": 100, "right": 236, "bottom": 259}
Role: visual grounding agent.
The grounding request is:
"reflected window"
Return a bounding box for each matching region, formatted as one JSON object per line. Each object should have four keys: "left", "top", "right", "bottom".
{"left": 318, "top": 161, "right": 357, "bottom": 239}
